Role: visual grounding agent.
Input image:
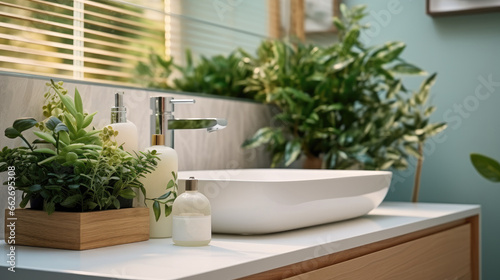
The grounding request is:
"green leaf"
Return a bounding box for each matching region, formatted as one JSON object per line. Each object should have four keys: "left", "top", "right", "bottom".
{"left": 403, "top": 135, "right": 419, "bottom": 143}
{"left": 380, "top": 160, "right": 395, "bottom": 170}
{"left": 82, "top": 112, "right": 97, "bottom": 129}
{"left": 164, "top": 204, "right": 172, "bottom": 217}
{"left": 332, "top": 57, "right": 354, "bottom": 71}
{"left": 113, "top": 197, "right": 120, "bottom": 209}
{"left": 285, "top": 87, "right": 312, "bottom": 102}
{"left": 44, "top": 201, "right": 55, "bottom": 215}
{"left": 37, "top": 155, "right": 58, "bottom": 165}
{"left": 20, "top": 194, "right": 31, "bottom": 208}
{"left": 33, "top": 148, "right": 57, "bottom": 155}
{"left": 60, "top": 94, "right": 79, "bottom": 118}
{"left": 404, "top": 144, "right": 421, "bottom": 158}
{"left": 157, "top": 191, "right": 172, "bottom": 200}
{"left": 61, "top": 143, "right": 85, "bottom": 153}
{"left": 60, "top": 195, "right": 82, "bottom": 208}
{"left": 284, "top": 140, "right": 302, "bottom": 167}
{"left": 33, "top": 131, "right": 56, "bottom": 145}
{"left": 424, "top": 122, "right": 447, "bottom": 137}
{"left": 119, "top": 188, "right": 136, "bottom": 199}
{"left": 29, "top": 184, "right": 42, "bottom": 192}
{"left": 417, "top": 73, "right": 437, "bottom": 104}
{"left": 13, "top": 118, "right": 38, "bottom": 133}
{"left": 389, "top": 63, "right": 426, "bottom": 75}
{"left": 5, "top": 127, "right": 20, "bottom": 139}
{"left": 55, "top": 123, "right": 69, "bottom": 134}
{"left": 374, "top": 41, "right": 406, "bottom": 64}
{"left": 333, "top": 17, "right": 345, "bottom": 31}
{"left": 386, "top": 80, "right": 402, "bottom": 99}
{"left": 471, "top": 153, "right": 500, "bottom": 182}
{"left": 45, "top": 185, "right": 62, "bottom": 191}
{"left": 59, "top": 131, "right": 70, "bottom": 146}
{"left": 74, "top": 88, "right": 83, "bottom": 114}
{"left": 166, "top": 180, "right": 175, "bottom": 189}
{"left": 88, "top": 201, "right": 98, "bottom": 210}
{"left": 242, "top": 127, "right": 276, "bottom": 149}
{"left": 343, "top": 27, "right": 360, "bottom": 50}
{"left": 45, "top": 117, "right": 62, "bottom": 131}
{"left": 153, "top": 200, "right": 161, "bottom": 221}
{"left": 68, "top": 184, "right": 80, "bottom": 190}
{"left": 75, "top": 112, "right": 84, "bottom": 130}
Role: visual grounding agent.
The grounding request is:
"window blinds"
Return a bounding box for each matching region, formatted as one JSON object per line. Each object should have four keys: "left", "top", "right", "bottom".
{"left": 0, "top": 0, "right": 165, "bottom": 86}
{"left": 0, "top": 0, "right": 276, "bottom": 87}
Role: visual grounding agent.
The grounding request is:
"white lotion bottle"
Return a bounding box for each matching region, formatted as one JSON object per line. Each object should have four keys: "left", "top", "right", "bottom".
{"left": 141, "top": 97, "right": 178, "bottom": 238}
{"left": 172, "top": 177, "right": 211, "bottom": 246}
{"left": 108, "top": 92, "right": 138, "bottom": 154}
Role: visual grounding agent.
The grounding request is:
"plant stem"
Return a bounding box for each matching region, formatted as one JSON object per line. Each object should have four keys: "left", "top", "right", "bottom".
{"left": 412, "top": 142, "right": 424, "bottom": 203}
{"left": 19, "top": 135, "right": 34, "bottom": 152}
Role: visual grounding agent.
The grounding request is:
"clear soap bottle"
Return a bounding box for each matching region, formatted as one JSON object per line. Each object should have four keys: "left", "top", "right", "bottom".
{"left": 172, "top": 177, "right": 211, "bottom": 246}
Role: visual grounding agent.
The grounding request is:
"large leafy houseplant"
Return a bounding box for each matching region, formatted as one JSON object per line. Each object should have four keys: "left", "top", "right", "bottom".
{"left": 0, "top": 80, "right": 174, "bottom": 216}
{"left": 241, "top": 5, "right": 445, "bottom": 174}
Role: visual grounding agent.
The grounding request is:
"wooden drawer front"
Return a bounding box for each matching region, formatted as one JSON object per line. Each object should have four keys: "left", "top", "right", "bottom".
{"left": 286, "top": 224, "right": 471, "bottom": 280}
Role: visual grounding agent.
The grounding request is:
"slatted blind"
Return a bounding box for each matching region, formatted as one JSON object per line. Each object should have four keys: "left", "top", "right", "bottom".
{"left": 0, "top": 0, "right": 276, "bottom": 87}
{"left": 0, "top": 0, "right": 165, "bottom": 86}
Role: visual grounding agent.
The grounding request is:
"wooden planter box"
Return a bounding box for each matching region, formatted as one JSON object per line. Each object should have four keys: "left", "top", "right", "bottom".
{"left": 4, "top": 207, "right": 149, "bottom": 250}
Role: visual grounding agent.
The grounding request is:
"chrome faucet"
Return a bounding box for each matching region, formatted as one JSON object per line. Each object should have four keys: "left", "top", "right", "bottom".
{"left": 150, "top": 97, "right": 227, "bottom": 148}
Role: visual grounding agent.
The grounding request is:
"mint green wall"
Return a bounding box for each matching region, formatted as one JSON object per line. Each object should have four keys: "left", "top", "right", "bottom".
{"left": 345, "top": 1, "right": 500, "bottom": 278}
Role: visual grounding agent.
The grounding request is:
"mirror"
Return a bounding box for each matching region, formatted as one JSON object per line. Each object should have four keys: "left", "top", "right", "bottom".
{"left": 0, "top": 0, "right": 339, "bottom": 99}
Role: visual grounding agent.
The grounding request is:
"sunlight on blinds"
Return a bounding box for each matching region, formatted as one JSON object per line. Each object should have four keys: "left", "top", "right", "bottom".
{"left": 0, "top": 0, "right": 165, "bottom": 86}
{"left": 0, "top": 0, "right": 278, "bottom": 88}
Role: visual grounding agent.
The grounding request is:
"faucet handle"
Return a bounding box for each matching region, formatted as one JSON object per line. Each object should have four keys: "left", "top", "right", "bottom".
{"left": 170, "top": 98, "right": 195, "bottom": 105}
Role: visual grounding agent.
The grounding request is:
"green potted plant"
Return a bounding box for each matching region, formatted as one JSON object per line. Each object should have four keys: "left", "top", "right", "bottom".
{"left": 134, "top": 49, "right": 255, "bottom": 99}
{"left": 241, "top": 4, "right": 445, "bottom": 174}
{"left": 0, "top": 80, "right": 175, "bottom": 250}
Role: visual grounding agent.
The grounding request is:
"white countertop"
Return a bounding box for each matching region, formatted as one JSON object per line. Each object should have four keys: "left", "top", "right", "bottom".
{"left": 0, "top": 202, "right": 480, "bottom": 280}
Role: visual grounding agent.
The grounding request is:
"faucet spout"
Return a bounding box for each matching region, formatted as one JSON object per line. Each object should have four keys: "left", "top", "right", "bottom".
{"left": 150, "top": 96, "right": 227, "bottom": 149}
{"left": 167, "top": 118, "right": 227, "bottom": 132}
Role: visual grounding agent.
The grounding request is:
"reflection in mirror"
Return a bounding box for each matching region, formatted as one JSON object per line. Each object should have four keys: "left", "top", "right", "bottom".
{"left": 0, "top": 1, "right": 271, "bottom": 88}
{"left": 0, "top": 0, "right": 165, "bottom": 84}
{"left": 0, "top": 0, "right": 337, "bottom": 99}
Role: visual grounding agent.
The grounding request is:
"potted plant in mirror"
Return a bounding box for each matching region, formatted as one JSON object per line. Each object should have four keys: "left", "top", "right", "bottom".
{"left": 134, "top": 49, "right": 255, "bottom": 99}
{"left": 0, "top": 80, "right": 175, "bottom": 250}
{"left": 241, "top": 4, "right": 446, "bottom": 175}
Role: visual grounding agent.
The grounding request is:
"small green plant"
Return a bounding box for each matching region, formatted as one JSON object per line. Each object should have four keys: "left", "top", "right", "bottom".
{"left": 0, "top": 80, "right": 173, "bottom": 215}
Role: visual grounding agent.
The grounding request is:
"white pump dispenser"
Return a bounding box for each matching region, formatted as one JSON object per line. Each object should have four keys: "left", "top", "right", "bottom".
{"left": 108, "top": 92, "right": 138, "bottom": 154}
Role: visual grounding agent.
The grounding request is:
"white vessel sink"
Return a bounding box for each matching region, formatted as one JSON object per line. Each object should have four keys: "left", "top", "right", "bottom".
{"left": 178, "top": 169, "right": 391, "bottom": 234}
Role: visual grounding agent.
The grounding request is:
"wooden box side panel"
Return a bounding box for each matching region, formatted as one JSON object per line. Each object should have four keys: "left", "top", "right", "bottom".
{"left": 80, "top": 207, "right": 150, "bottom": 250}
{"left": 5, "top": 209, "right": 81, "bottom": 250}
{"left": 5, "top": 208, "right": 150, "bottom": 250}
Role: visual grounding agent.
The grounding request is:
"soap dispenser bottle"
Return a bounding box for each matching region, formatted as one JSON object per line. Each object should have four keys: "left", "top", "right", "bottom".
{"left": 172, "top": 177, "right": 211, "bottom": 246}
{"left": 108, "top": 92, "right": 138, "bottom": 154}
{"left": 141, "top": 96, "right": 179, "bottom": 238}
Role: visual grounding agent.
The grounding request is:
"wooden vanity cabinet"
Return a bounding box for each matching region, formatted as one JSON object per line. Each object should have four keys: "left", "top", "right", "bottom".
{"left": 240, "top": 215, "right": 479, "bottom": 280}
